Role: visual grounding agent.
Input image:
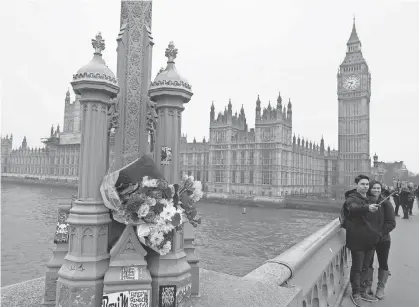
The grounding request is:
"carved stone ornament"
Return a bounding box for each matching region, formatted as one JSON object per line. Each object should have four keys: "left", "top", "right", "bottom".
{"left": 72, "top": 71, "right": 118, "bottom": 85}
{"left": 92, "top": 32, "right": 105, "bottom": 55}
{"left": 120, "top": 0, "right": 152, "bottom": 164}
{"left": 150, "top": 79, "right": 192, "bottom": 90}
{"left": 146, "top": 98, "right": 158, "bottom": 134}
{"left": 165, "top": 41, "right": 178, "bottom": 62}
{"left": 108, "top": 101, "right": 120, "bottom": 133}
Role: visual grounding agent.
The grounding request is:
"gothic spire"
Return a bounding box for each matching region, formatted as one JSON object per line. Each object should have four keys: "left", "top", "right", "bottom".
{"left": 256, "top": 95, "right": 261, "bottom": 110}
{"left": 277, "top": 92, "right": 282, "bottom": 109}
{"left": 348, "top": 16, "right": 360, "bottom": 44}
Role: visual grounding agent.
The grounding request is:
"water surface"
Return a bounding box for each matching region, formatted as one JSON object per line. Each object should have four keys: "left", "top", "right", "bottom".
{"left": 1, "top": 181, "right": 336, "bottom": 286}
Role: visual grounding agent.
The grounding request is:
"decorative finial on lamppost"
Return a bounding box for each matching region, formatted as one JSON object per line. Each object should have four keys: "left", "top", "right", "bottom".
{"left": 165, "top": 41, "right": 178, "bottom": 63}
{"left": 92, "top": 32, "right": 105, "bottom": 55}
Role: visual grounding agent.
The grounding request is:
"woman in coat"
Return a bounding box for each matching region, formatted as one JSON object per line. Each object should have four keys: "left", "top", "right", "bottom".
{"left": 365, "top": 180, "right": 396, "bottom": 300}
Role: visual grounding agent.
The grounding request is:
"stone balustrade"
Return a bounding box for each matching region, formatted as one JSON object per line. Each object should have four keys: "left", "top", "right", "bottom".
{"left": 189, "top": 217, "right": 350, "bottom": 307}
{"left": 243, "top": 218, "right": 350, "bottom": 307}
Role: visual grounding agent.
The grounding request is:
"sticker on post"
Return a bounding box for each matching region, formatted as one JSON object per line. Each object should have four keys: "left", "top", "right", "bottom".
{"left": 130, "top": 290, "right": 150, "bottom": 307}
{"left": 102, "top": 291, "right": 129, "bottom": 307}
{"left": 120, "top": 266, "right": 142, "bottom": 280}
{"left": 159, "top": 285, "right": 176, "bottom": 307}
{"left": 176, "top": 282, "right": 192, "bottom": 307}
{"left": 54, "top": 212, "right": 70, "bottom": 244}
{"left": 161, "top": 146, "right": 172, "bottom": 165}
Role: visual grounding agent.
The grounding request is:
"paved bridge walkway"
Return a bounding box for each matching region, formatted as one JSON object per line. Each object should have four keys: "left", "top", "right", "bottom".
{"left": 341, "top": 201, "right": 419, "bottom": 307}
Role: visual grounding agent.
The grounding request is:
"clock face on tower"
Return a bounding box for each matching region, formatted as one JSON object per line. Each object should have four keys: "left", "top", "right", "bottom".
{"left": 343, "top": 75, "right": 360, "bottom": 90}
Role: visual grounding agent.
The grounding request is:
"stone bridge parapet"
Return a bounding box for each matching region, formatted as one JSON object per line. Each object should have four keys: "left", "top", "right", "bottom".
{"left": 1, "top": 218, "right": 350, "bottom": 307}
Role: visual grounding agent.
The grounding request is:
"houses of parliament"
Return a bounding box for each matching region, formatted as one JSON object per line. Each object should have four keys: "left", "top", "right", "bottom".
{"left": 1, "top": 21, "right": 372, "bottom": 198}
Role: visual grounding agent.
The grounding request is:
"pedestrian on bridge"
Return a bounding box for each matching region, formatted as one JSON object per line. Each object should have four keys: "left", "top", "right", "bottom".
{"left": 392, "top": 186, "right": 401, "bottom": 217}
{"left": 399, "top": 182, "right": 415, "bottom": 218}
{"left": 364, "top": 180, "right": 396, "bottom": 300}
{"left": 343, "top": 175, "right": 382, "bottom": 307}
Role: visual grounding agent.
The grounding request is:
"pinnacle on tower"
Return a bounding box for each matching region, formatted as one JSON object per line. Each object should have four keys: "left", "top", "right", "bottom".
{"left": 348, "top": 16, "right": 360, "bottom": 44}
{"left": 277, "top": 92, "right": 282, "bottom": 109}
{"left": 256, "top": 95, "right": 261, "bottom": 107}
{"left": 210, "top": 101, "right": 215, "bottom": 121}
{"left": 287, "top": 98, "right": 292, "bottom": 110}
{"left": 165, "top": 41, "right": 178, "bottom": 63}
{"left": 267, "top": 101, "right": 271, "bottom": 110}
{"left": 228, "top": 98, "right": 232, "bottom": 110}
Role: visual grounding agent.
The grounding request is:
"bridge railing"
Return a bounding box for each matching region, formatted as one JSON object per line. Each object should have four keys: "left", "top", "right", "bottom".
{"left": 242, "top": 218, "right": 350, "bottom": 307}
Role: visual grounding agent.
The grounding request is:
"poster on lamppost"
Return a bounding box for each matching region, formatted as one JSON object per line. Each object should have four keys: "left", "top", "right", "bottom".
{"left": 102, "top": 290, "right": 150, "bottom": 307}
{"left": 161, "top": 146, "right": 172, "bottom": 165}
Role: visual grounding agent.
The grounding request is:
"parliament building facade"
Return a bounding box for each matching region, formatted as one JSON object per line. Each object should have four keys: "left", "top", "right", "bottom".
{"left": 2, "top": 21, "right": 371, "bottom": 197}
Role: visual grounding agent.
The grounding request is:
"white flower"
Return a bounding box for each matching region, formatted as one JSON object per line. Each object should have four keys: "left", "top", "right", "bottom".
{"left": 145, "top": 196, "right": 156, "bottom": 207}
{"left": 159, "top": 222, "right": 175, "bottom": 234}
{"left": 137, "top": 224, "right": 151, "bottom": 237}
{"left": 154, "top": 215, "right": 166, "bottom": 225}
{"left": 160, "top": 205, "right": 177, "bottom": 221}
{"left": 192, "top": 180, "right": 204, "bottom": 202}
{"left": 193, "top": 180, "right": 202, "bottom": 191}
{"left": 160, "top": 241, "right": 172, "bottom": 255}
{"left": 137, "top": 204, "right": 150, "bottom": 217}
{"left": 149, "top": 229, "right": 164, "bottom": 246}
{"left": 182, "top": 175, "right": 189, "bottom": 181}
{"left": 142, "top": 176, "right": 158, "bottom": 188}
{"left": 188, "top": 175, "right": 194, "bottom": 182}
{"left": 168, "top": 184, "right": 175, "bottom": 195}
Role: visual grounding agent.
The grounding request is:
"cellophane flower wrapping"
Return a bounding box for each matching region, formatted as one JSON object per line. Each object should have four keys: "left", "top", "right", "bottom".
{"left": 100, "top": 155, "right": 203, "bottom": 255}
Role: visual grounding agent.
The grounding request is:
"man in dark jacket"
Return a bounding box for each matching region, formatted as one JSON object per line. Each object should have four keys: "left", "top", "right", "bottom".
{"left": 392, "top": 186, "right": 401, "bottom": 216}
{"left": 400, "top": 182, "right": 416, "bottom": 217}
{"left": 344, "top": 175, "right": 382, "bottom": 306}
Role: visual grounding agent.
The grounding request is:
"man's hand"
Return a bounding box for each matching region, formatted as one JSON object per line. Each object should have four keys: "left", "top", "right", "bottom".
{"left": 369, "top": 204, "right": 379, "bottom": 212}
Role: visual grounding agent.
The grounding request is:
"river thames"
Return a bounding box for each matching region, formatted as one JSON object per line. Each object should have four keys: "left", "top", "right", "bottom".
{"left": 1, "top": 181, "right": 337, "bottom": 286}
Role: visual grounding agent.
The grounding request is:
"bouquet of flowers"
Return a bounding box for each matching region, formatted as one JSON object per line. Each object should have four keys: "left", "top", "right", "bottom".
{"left": 100, "top": 155, "right": 203, "bottom": 255}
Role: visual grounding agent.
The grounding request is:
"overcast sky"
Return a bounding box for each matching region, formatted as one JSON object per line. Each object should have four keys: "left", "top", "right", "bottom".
{"left": 1, "top": 0, "right": 418, "bottom": 173}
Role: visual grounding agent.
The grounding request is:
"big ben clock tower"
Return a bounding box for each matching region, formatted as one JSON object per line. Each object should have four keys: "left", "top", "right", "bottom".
{"left": 337, "top": 19, "right": 372, "bottom": 187}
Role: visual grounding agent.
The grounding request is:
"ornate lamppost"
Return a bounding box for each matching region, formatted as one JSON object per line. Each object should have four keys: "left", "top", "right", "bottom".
{"left": 55, "top": 32, "right": 119, "bottom": 307}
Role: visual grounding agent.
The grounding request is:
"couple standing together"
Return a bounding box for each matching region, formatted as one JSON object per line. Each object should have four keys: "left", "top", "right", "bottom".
{"left": 342, "top": 175, "right": 396, "bottom": 307}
